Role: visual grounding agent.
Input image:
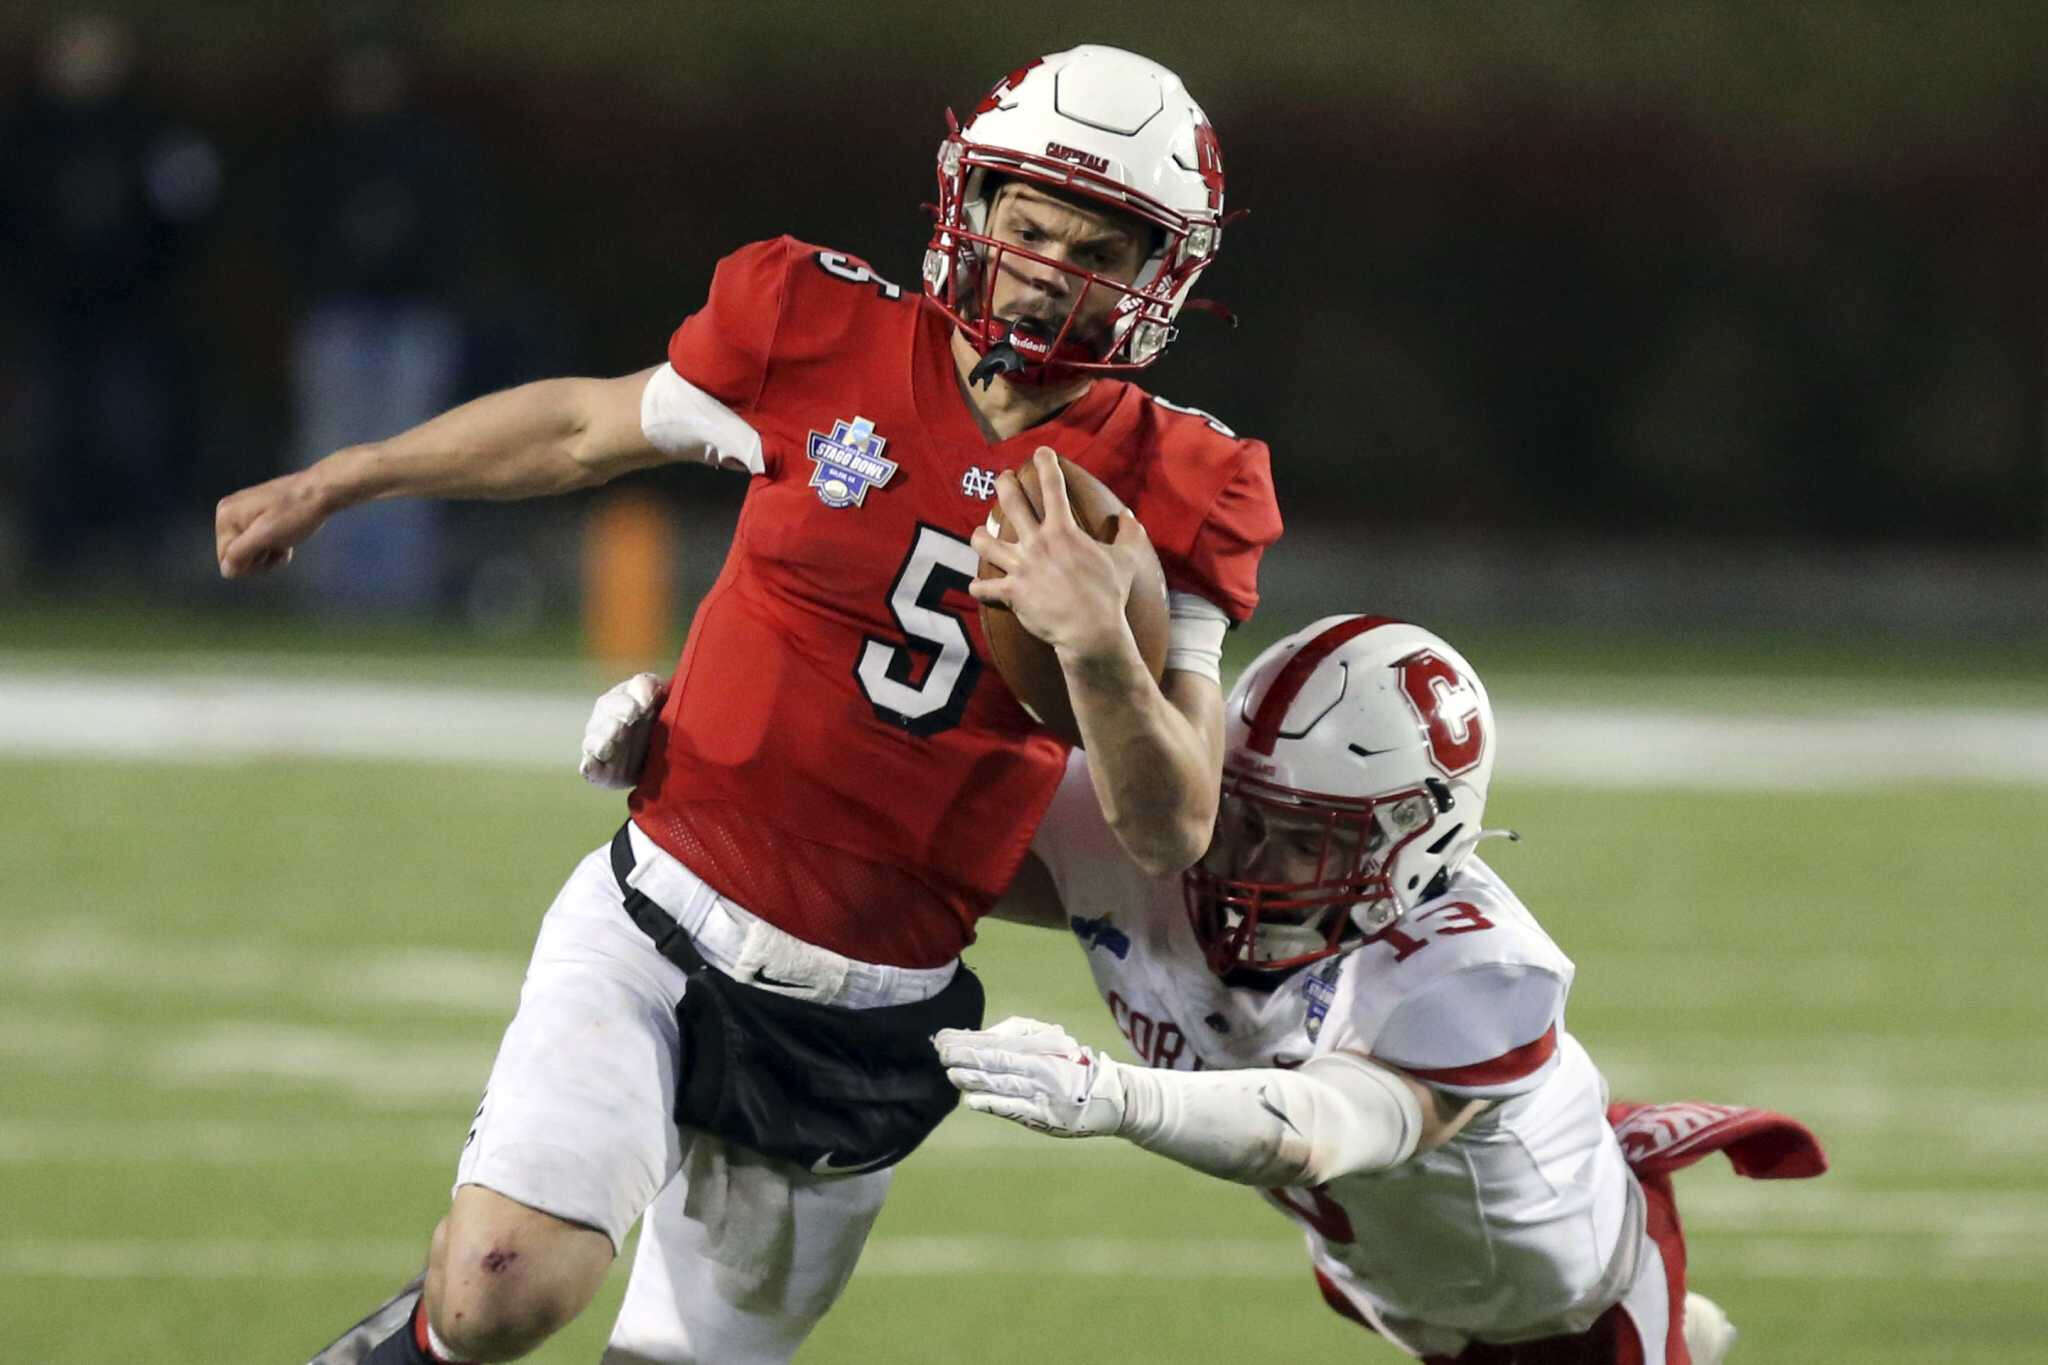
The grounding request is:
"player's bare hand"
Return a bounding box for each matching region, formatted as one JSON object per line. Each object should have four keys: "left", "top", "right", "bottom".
{"left": 935, "top": 1015, "right": 1130, "bottom": 1138}
{"left": 968, "top": 446, "right": 1138, "bottom": 662}
{"left": 580, "top": 672, "right": 669, "bottom": 789}
{"left": 215, "top": 470, "right": 334, "bottom": 578}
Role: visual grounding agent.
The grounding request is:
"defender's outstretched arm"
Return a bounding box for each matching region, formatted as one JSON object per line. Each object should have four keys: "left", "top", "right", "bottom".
{"left": 937, "top": 1016, "right": 1462, "bottom": 1188}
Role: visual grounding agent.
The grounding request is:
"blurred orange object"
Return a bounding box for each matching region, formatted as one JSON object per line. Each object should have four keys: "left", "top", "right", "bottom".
{"left": 582, "top": 491, "right": 676, "bottom": 669}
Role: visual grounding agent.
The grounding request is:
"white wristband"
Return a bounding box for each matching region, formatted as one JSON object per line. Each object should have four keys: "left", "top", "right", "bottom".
{"left": 1164, "top": 590, "right": 1230, "bottom": 683}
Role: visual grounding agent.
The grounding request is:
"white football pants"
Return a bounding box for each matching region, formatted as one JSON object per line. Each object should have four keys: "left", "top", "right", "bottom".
{"left": 454, "top": 828, "right": 956, "bottom": 1364}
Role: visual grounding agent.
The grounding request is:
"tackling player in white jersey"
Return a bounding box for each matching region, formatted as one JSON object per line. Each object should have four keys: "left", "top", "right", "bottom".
{"left": 934, "top": 614, "right": 1828, "bottom": 1363}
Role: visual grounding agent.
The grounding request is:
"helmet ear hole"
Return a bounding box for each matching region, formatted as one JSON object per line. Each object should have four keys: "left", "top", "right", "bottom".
{"left": 963, "top": 169, "right": 997, "bottom": 235}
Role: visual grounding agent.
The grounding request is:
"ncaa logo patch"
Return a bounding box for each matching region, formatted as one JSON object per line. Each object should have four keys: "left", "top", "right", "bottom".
{"left": 1301, "top": 959, "right": 1342, "bottom": 1042}
{"left": 807, "top": 416, "right": 898, "bottom": 508}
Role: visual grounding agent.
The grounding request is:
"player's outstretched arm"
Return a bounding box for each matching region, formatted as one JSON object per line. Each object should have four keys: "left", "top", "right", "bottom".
{"left": 936, "top": 1017, "right": 1450, "bottom": 1187}
{"left": 216, "top": 367, "right": 669, "bottom": 578}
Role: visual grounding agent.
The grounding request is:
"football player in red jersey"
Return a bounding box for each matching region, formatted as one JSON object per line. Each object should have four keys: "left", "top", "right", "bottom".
{"left": 215, "top": 45, "right": 1280, "bottom": 1365}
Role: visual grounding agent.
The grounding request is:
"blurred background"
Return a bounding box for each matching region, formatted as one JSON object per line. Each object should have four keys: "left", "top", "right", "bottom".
{"left": 2, "top": 3, "right": 2043, "bottom": 1363}
{"left": 1, "top": 0, "right": 2043, "bottom": 640}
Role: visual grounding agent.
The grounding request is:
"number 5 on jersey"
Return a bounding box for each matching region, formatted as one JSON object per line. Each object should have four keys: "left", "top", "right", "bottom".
{"left": 856, "top": 524, "right": 982, "bottom": 735}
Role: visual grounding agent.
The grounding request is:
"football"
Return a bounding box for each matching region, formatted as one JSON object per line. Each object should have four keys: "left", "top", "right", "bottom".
{"left": 977, "top": 453, "right": 1170, "bottom": 747}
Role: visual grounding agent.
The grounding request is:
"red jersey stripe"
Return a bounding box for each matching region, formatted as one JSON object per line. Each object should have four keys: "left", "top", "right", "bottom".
{"left": 1395, "top": 1024, "right": 1558, "bottom": 1088}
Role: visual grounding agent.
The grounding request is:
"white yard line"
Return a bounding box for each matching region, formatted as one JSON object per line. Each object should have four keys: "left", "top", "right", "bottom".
{"left": 0, "top": 673, "right": 584, "bottom": 768}
{"left": 0, "top": 1239, "right": 426, "bottom": 1280}
{"left": 1500, "top": 704, "right": 2048, "bottom": 787}
{"left": 1689, "top": 1240, "right": 2045, "bottom": 1282}
{"left": 3, "top": 927, "right": 526, "bottom": 1016}
{"left": 1672, "top": 1183, "right": 2048, "bottom": 1234}
{"left": 150, "top": 1021, "right": 495, "bottom": 1106}
{"left": 2, "top": 671, "right": 2046, "bottom": 786}
{"left": 0, "top": 1236, "right": 1308, "bottom": 1282}
{"left": 0, "top": 1118, "right": 459, "bottom": 1165}
{"left": 0, "top": 1232, "right": 2032, "bottom": 1282}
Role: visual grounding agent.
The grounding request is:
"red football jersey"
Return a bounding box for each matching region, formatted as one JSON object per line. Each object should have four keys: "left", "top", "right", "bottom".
{"left": 630, "top": 236, "right": 1282, "bottom": 967}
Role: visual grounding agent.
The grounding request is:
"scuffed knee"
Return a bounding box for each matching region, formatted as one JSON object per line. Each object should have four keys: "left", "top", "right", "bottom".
{"left": 424, "top": 1195, "right": 612, "bottom": 1362}
{"left": 428, "top": 1245, "right": 581, "bottom": 1361}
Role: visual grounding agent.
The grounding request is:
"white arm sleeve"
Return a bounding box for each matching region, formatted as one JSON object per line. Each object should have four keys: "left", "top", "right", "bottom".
{"left": 1112, "top": 1052, "right": 1424, "bottom": 1187}
{"left": 1164, "top": 590, "right": 1230, "bottom": 684}
{"left": 639, "top": 365, "right": 765, "bottom": 474}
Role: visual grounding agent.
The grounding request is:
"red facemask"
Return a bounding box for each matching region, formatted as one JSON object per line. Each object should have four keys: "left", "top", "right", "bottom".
{"left": 1184, "top": 778, "right": 1437, "bottom": 979}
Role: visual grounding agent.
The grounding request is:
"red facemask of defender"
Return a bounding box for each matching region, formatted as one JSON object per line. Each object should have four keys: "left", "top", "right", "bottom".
{"left": 1184, "top": 776, "right": 1443, "bottom": 980}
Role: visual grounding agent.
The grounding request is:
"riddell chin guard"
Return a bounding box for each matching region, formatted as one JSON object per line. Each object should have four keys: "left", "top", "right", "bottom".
{"left": 923, "top": 45, "right": 1230, "bottom": 377}
{"left": 966, "top": 318, "right": 1046, "bottom": 389}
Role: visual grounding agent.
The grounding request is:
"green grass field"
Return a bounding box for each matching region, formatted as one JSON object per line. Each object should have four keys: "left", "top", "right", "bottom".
{"left": 3, "top": 634, "right": 2044, "bottom": 1362}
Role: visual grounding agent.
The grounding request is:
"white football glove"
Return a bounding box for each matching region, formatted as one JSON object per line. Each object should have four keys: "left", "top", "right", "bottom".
{"left": 934, "top": 1016, "right": 1129, "bottom": 1139}
{"left": 578, "top": 672, "right": 667, "bottom": 789}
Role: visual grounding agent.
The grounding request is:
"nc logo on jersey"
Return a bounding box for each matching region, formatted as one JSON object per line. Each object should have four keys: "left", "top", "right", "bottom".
{"left": 1301, "top": 960, "right": 1341, "bottom": 1042}
{"left": 806, "top": 416, "right": 898, "bottom": 508}
{"left": 961, "top": 466, "right": 999, "bottom": 500}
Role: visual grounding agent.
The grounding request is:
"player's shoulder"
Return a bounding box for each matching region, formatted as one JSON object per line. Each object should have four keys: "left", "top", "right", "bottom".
{"left": 1112, "top": 384, "right": 1280, "bottom": 610}
{"left": 708, "top": 234, "right": 879, "bottom": 281}
{"left": 765, "top": 236, "right": 914, "bottom": 309}
{"left": 706, "top": 235, "right": 916, "bottom": 339}
{"left": 697, "top": 234, "right": 800, "bottom": 296}
{"left": 1320, "top": 863, "right": 1574, "bottom": 1098}
{"left": 1122, "top": 384, "right": 1267, "bottom": 467}
{"left": 1413, "top": 859, "right": 1572, "bottom": 975}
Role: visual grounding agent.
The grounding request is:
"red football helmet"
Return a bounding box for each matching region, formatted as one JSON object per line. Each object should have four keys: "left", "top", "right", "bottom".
{"left": 922, "top": 44, "right": 1228, "bottom": 376}
{"left": 1186, "top": 616, "right": 1501, "bottom": 979}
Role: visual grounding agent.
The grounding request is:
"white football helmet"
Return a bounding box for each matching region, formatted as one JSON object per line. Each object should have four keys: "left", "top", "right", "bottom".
{"left": 1186, "top": 615, "right": 1501, "bottom": 978}
{"left": 923, "top": 44, "right": 1228, "bottom": 374}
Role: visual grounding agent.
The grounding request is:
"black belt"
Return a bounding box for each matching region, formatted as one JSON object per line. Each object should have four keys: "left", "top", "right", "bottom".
{"left": 603, "top": 821, "right": 986, "bottom": 1176}
{"left": 610, "top": 822, "right": 711, "bottom": 973}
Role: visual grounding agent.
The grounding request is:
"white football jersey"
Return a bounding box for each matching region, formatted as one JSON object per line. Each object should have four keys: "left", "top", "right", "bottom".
{"left": 1028, "top": 755, "right": 1645, "bottom": 1355}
